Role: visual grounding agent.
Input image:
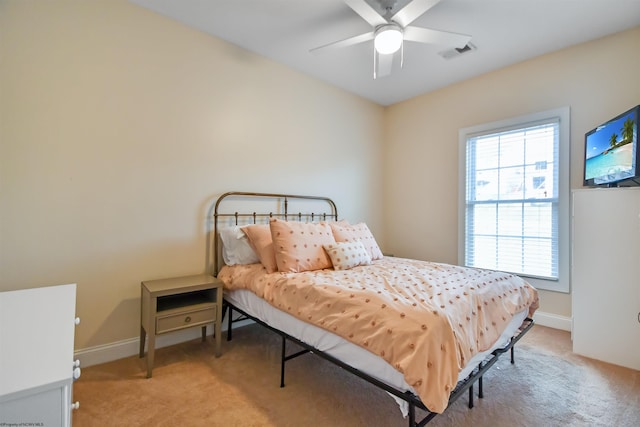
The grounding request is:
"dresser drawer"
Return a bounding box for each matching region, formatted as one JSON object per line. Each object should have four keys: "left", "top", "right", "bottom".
{"left": 156, "top": 305, "right": 216, "bottom": 334}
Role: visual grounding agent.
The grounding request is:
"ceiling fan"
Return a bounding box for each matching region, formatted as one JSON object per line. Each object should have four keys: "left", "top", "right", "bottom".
{"left": 310, "top": 0, "right": 472, "bottom": 79}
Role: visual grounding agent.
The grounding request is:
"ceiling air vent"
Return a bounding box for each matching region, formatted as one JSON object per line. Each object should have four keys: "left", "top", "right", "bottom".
{"left": 438, "top": 42, "right": 477, "bottom": 60}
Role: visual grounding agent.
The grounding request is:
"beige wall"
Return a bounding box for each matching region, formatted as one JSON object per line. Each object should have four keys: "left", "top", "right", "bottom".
{"left": 0, "top": 1, "right": 384, "bottom": 349}
{"left": 384, "top": 27, "right": 640, "bottom": 317}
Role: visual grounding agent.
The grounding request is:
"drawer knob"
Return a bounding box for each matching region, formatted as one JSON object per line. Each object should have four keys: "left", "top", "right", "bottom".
{"left": 75, "top": 317, "right": 81, "bottom": 325}
{"left": 72, "top": 401, "right": 80, "bottom": 410}
{"left": 73, "top": 367, "right": 82, "bottom": 380}
{"left": 185, "top": 316, "right": 191, "bottom": 323}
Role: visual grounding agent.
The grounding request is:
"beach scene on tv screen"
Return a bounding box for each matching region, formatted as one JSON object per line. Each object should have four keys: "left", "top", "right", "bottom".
{"left": 585, "top": 111, "right": 636, "bottom": 181}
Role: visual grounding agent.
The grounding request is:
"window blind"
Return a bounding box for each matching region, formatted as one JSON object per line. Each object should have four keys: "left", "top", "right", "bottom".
{"left": 464, "top": 119, "right": 560, "bottom": 279}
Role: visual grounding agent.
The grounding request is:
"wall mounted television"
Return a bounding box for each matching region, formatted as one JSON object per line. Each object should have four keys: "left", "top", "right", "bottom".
{"left": 584, "top": 104, "right": 640, "bottom": 187}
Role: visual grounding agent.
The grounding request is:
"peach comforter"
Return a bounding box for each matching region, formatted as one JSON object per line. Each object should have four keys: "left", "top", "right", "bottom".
{"left": 218, "top": 257, "right": 539, "bottom": 413}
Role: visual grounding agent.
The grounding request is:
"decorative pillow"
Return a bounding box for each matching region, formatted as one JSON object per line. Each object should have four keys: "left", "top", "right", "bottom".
{"left": 219, "top": 226, "right": 260, "bottom": 266}
{"left": 329, "top": 222, "right": 384, "bottom": 260}
{"left": 241, "top": 224, "right": 278, "bottom": 273}
{"left": 269, "top": 218, "right": 336, "bottom": 273}
{"left": 323, "top": 241, "right": 372, "bottom": 270}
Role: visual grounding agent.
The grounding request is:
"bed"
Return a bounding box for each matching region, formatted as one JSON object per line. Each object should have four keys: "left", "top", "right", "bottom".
{"left": 211, "top": 192, "right": 538, "bottom": 427}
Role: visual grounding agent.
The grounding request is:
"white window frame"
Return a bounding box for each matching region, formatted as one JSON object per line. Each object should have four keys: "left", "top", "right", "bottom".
{"left": 458, "top": 107, "right": 570, "bottom": 293}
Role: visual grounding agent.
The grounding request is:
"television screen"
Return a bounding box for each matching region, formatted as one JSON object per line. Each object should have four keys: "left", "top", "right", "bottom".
{"left": 584, "top": 105, "right": 639, "bottom": 187}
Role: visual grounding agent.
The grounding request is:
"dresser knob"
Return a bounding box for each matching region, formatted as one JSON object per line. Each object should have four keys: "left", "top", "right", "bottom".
{"left": 73, "top": 359, "right": 81, "bottom": 368}
{"left": 71, "top": 401, "right": 80, "bottom": 410}
{"left": 185, "top": 316, "right": 192, "bottom": 323}
{"left": 73, "top": 367, "right": 81, "bottom": 380}
{"left": 75, "top": 317, "right": 81, "bottom": 325}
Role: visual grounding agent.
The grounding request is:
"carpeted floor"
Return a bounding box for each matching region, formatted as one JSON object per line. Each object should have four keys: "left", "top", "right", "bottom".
{"left": 72, "top": 324, "right": 640, "bottom": 427}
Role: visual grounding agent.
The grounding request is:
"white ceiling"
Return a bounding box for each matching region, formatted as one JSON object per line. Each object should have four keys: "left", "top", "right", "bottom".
{"left": 129, "top": 0, "right": 640, "bottom": 106}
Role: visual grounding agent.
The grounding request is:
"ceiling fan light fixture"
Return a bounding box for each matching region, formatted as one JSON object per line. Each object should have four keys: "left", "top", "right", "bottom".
{"left": 374, "top": 24, "right": 403, "bottom": 54}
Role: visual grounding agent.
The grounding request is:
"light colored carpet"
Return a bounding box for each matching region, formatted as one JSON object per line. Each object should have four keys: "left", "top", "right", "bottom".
{"left": 72, "top": 324, "right": 639, "bottom": 426}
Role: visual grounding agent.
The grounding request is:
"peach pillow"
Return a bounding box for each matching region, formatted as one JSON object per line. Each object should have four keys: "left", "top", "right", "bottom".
{"left": 241, "top": 224, "right": 278, "bottom": 273}
{"left": 270, "top": 219, "right": 336, "bottom": 273}
{"left": 329, "top": 222, "right": 383, "bottom": 260}
{"left": 323, "top": 241, "right": 372, "bottom": 270}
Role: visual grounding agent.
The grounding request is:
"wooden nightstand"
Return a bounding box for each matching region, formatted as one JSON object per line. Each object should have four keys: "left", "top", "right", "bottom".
{"left": 139, "top": 274, "right": 223, "bottom": 378}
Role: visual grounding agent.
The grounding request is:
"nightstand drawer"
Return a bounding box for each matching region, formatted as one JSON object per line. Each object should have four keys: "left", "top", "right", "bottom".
{"left": 156, "top": 305, "right": 216, "bottom": 334}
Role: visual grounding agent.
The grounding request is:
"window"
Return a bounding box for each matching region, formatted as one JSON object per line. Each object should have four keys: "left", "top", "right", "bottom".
{"left": 458, "top": 108, "right": 570, "bottom": 292}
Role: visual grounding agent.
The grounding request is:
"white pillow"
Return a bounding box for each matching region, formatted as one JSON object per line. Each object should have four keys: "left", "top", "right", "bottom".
{"left": 323, "top": 241, "right": 372, "bottom": 271}
{"left": 219, "top": 226, "right": 260, "bottom": 265}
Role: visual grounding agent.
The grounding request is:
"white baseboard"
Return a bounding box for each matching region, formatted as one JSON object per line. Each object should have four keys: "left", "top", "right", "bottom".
{"left": 76, "top": 311, "right": 572, "bottom": 368}
{"left": 75, "top": 318, "right": 253, "bottom": 368}
{"left": 532, "top": 310, "right": 572, "bottom": 332}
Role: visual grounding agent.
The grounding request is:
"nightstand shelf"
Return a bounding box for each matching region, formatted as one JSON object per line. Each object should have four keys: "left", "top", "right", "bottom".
{"left": 140, "top": 274, "right": 223, "bottom": 378}
{"left": 157, "top": 289, "right": 215, "bottom": 312}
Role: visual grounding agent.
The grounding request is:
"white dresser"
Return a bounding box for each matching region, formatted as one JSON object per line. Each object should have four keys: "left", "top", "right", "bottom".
{"left": 0, "top": 283, "right": 80, "bottom": 426}
{"left": 572, "top": 188, "right": 640, "bottom": 370}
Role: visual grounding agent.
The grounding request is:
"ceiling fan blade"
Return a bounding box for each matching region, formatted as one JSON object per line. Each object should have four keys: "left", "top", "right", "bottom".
{"left": 375, "top": 51, "right": 394, "bottom": 79}
{"left": 391, "top": 0, "right": 442, "bottom": 28}
{"left": 345, "top": 0, "right": 388, "bottom": 27}
{"left": 309, "top": 31, "right": 374, "bottom": 54}
{"left": 403, "top": 26, "right": 471, "bottom": 48}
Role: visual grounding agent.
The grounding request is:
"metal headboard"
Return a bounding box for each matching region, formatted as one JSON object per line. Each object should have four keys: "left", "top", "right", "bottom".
{"left": 212, "top": 191, "right": 338, "bottom": 276}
